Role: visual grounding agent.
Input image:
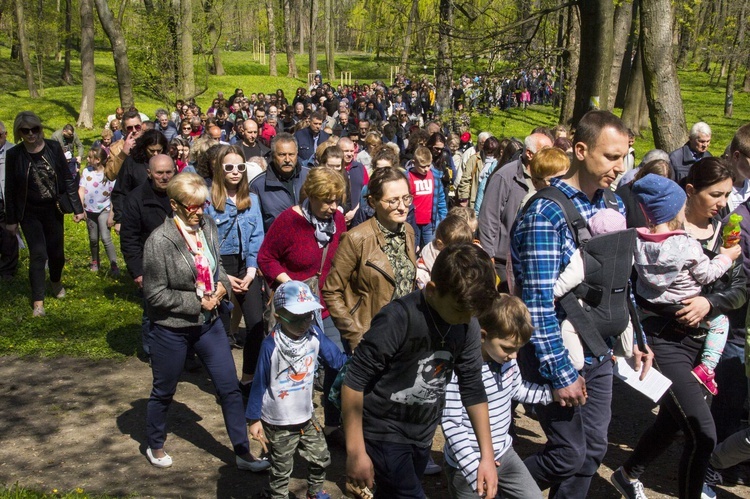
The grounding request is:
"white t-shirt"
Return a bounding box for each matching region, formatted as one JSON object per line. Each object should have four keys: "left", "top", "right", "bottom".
{"left": 79, "top": 167, "right": 115, "bottom": 213}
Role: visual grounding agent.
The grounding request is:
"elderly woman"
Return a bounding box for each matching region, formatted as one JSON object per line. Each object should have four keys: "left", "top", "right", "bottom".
{"left": 4, "top": 111, "right": 85, "bottom": 317}
{"left": 142, "top": 172, "right": 268, "bottom": 472}
{"left": 257, "top": 167, "right": 347, "bottom": 433}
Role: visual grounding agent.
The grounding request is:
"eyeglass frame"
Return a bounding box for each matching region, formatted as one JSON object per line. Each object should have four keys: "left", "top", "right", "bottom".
{"left": 379, "top": 195, "right": 414, "bottom": 209}
{"left": 222, "top": 163, "right": 247, "bottom": 173}
{"left": 19, "top": 126, "right": 41, "bottom": 135}
{"left": 175, "top": 199, "right": 210, "bottom": 213}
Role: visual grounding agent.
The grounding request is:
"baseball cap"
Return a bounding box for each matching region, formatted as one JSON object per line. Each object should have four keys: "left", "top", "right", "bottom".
{"left": 273, "top": 281, "right": 324, "bottom": 315}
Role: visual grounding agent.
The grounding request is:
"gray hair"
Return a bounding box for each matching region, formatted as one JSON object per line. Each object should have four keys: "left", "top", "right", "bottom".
{"left": 638, "top": 149, "right": 670, "bottom": 168}
{"left": 155, "top": 108, "right": 169, "bottom": 118}
{"left": 524, "top": 133, "right": 550, "bottom": 155}
{"left": 690, "top": 122, "right": 712, "bottom": 138}
{"left": 270, "top": 132, "right": 298, "bottom": 153}
{"left": 477, "top": 131, "right": 492, "bottom": 143}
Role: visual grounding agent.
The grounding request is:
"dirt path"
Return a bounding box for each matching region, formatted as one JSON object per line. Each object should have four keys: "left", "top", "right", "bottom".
{"left": 0, "top": 354, "right": 747, "bottom": 498}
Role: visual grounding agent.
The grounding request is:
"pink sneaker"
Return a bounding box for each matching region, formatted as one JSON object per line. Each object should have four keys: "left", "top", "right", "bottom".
{"left": 692, "top": 364, "right": 718, "bottom": 396}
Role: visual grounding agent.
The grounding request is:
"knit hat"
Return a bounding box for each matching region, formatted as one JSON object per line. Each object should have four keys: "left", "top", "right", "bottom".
{"left": 631, "top": 174, "right": 687, "bottom": 226}
{"left": 588, "top": 208, "right": 627, "bottom": 236}
{"left": 273, "top": 281, "right": 323, "bottom": 315}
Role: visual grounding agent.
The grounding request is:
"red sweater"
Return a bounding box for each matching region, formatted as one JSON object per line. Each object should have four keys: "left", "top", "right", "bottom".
{"left": 258, "top": 207, "right": 346, "bottom": 317}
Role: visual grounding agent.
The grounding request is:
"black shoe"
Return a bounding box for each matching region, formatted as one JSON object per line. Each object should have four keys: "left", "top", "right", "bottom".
{"left": 720, "top": 462, "right": 749, "bottom": 486}
{"left": 611, "top": 467, "right": 647, "bottom": 499}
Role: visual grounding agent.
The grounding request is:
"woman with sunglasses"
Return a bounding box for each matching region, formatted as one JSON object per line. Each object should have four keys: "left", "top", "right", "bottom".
{"left": 178, "top": 118, "right": 192, "bottom": 142}
{"left": 4, "top": 111, "right": 85, "bottom": 317}
{"left": 141, "top": 172, "right": 269, "bottom": 472}
{"left": 204, "top": 145, "right": 265, "bottom": 393}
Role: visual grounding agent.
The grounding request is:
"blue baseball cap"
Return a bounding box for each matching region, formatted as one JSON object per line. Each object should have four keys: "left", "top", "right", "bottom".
{"left": 274, "top": 281, "right": 323, "bottom": 315}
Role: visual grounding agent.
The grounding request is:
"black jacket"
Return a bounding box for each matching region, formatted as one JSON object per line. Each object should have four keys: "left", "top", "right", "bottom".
{"left": 111, "top": 156, "right": 149, "bottom": 223}
{"left": 119, "top": 180, "right": 172, "bottom": 278}
{"left": 4, "top": 139, "right": 83, "bottom": 224}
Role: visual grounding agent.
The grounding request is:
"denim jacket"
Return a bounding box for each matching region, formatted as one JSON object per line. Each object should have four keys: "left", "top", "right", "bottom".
{"left": 205, "top": 193, "right": 264, "bottom": 268}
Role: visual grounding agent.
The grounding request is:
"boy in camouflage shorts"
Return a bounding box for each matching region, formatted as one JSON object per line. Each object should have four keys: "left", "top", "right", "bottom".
{"left": 247, "top": 281, "right": 349, "bottom": 499}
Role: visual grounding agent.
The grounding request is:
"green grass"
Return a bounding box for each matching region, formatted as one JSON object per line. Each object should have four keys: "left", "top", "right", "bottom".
{"left": 0, "top": 484, "right": 120, "bottom": 499}
{"left": 0, "top": 49, "right": 748, "bottom": 359}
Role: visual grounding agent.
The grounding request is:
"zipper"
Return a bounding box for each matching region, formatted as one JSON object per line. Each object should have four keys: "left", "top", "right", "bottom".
{"left": 349, "top": 295, "right": 364, "bottom": 315}
{"left": 365, "top": 260, "right": 396, "bottom": 285}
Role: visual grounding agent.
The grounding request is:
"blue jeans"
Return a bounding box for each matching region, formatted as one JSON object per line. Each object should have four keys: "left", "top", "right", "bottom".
{"left": 146, "top": 319, "right": 249, "bottom": 456}
{"left": 322, "top": 316, "right": 344, "bottom": 427}
{"left": 711, "top": 341, "right": 747, "bottom": 443}
{"left": 522, "top": 356, "right": 613, "bottom": 499}
{"left": 365, "top": 439, "right": 431, "bottom": 499}
{"left": 414, "top": 223, "right": 435, "bottom": 250}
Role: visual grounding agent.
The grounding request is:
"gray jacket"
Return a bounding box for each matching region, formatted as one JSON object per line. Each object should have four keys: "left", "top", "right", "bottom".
{"left": 143, "top": 216, "right": 231, "bottom": 328}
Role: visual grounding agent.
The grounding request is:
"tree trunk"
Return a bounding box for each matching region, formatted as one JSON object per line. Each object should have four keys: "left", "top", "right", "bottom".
{"left": 283, "top": 0, "right": 297, "bottom": 78}
{"left": 267, "top": 0, "right": 278, "bottom": 76}
{"left": 174, "top": 0, "right": 195, "bottom": 97}
{"left": 298, "top": 0, "right": 304, "bottom": 54}
{"left": 400, "top": 0, "right": 419, "bottom": 75}
{"left": 435, "top": 0, "right": 453, "bottom": 112}
{"left": 324, "top": 0, "right": 334, "bottom": 81}
{"left": 572, "top": 0, "right": 613, "bottom": 125}
{"left": 205, "top": 0, "right": 224, "bottom": 76}
{"left": 559, "top": 4, "right": 580, "bottom": 125}
{"left": 724, "top": 0, "right": 748, "bottom": 117}
{"left": 607, "top": 0, "right": 634, "bottom": 109}
{"left": 640, "top": 0, "right": 687, "bottom": 151}
{"left": 614, "top": 0, "right": 639, "bottom": 108}
{"left": 94, "top": 0, "right": 133, "bottom": 108}
{"left": 621, "top": 41, "right": 648, "bottom": 135}
{"left": 743, "top": 53, "right": 750, "bottom": 92}
{"left": 77, "top": 0, "right": 95, "bottom": 128}
{"left": 15, "top": 0, "right": 38, "bottom": 98}
{"left": 308, "top": 0, "right": 318, "bottom": 74}
{"left": 61, "top": 0, "right": 73, "bottom": 84}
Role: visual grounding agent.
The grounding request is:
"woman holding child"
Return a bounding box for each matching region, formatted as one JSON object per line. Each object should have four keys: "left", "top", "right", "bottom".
{"left": 612, "top": 158, "right": 747, "bottom": 499}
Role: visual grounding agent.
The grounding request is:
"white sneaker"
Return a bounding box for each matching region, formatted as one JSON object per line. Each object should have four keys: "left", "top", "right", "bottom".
{"left": 146, "top": 447, "right": 173, "bottom": 468}
{"left": 423, "top": 455, "right": 442, "bottom": 475}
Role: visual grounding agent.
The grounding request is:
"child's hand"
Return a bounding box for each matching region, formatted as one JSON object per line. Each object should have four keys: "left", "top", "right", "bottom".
{"left": 720, "top": 243, "right": 742, "bottom": 261}
{"left": 248, "top": 421, "right": 269, "bottom": 454}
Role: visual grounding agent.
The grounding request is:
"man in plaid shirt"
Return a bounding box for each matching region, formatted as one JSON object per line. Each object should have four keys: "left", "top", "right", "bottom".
{"left": 510, "top": 110, "right": 653, "bottom": 498}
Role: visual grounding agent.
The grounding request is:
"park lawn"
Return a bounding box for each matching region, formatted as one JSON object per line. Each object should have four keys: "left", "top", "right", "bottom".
{"left": 0, "top": 484, "right": 118, "bottom": 499}
{"left": 0, "top": 50, "right": 748, "bottom": 359}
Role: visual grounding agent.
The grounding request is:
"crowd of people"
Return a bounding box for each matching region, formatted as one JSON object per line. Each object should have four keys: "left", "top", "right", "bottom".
{"left": 1, "top": 74, "right": 750, "bottom": 499}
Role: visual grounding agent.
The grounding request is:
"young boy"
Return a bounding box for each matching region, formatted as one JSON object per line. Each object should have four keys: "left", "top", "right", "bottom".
{"left": 342, "top": 243, "right": 499, "bottom": 499}
{"left": 246, "top": 281, "right": 348, "bottom": 499}
{"left": 442, "top": 294, "right": 558, "bottom": 499}
{"left": 407, "top": 145, "right": 448, "bottom": 250}
{"left": 416, "top": 214, "right": 474, "bottom": 289}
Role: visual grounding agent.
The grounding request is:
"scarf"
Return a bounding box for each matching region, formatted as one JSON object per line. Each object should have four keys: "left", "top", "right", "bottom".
{"left": 301, "top": 198, "right": 336, "bottom": 248}
{"left": 174, "top": 215, "right": 214, "bottom": 297}
{"left": 273, "top": 325, "right": 311, "bottom": 378}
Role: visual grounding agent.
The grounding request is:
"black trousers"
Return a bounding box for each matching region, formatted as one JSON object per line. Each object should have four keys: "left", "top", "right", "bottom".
{"left": 0, "top": 223, "right": 19, "bottom": 277}
{"left": 20, "top": 202, "right": 65, "bottom": 301}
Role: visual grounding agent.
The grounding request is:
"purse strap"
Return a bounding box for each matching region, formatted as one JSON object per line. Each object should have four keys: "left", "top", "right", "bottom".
{"left": 316, "top": 244, "right": 330, "bottom": 277}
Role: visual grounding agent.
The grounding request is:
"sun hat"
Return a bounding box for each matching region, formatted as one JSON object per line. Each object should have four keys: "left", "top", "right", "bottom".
{"left": 273, "top": 281, "right": 324, "bottom": 315}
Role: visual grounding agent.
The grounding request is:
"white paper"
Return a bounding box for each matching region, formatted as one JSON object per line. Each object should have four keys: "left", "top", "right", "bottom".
{"left": 16, "top": 234, "right": 25, "bottom": 250}
{"left": 613, "top": 357, "right": 672, "bottom": 403}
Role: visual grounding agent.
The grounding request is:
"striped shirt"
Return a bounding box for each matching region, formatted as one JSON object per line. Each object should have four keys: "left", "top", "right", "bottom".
{"left": 510, "top": 178, "right": 626, "bottom": 389}
{"left": 441, "top": 360, "right": 552, "bottom": 491}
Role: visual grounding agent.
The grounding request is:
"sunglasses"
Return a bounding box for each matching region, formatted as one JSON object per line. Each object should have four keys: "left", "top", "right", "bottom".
{"left": 125, "top": 124, "right": 142, "bottom": 132}
{"left": 176, "top": 199, "right": 210, "bottom": 213}
{"left": 19, "top": 126, "right": 41, "bottom": 135}
{"left": 278, "top": 312, "right": 315, "bottom": 325}
{"left": 222, "top": 163, "right": 247, "bottom": 173}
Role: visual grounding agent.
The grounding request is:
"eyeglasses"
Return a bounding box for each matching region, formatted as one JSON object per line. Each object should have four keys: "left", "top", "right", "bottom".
{"left": 125, "top": 124, "right": 142, "bottom": 132}
{"left": 381, "top": 195, "right": 414, "bottom": 209}
{"left": 176, "top": 199, "right": 210, "bottom": 213}
{"left": 222, "top": 163, "right": 247, "bottom": 173}
{"left": 19, "top": 126, "right": 41, "bottom": 135}
{"left": 182, "top": 126, "right": 192, "bottom": 130}
{"left": 278, "top": 312, "right": 315, "bottom": 325}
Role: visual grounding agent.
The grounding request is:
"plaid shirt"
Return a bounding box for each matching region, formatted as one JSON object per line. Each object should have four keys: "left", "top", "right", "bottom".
{"left": 511, "top": 178, "right": 626, "bottom": 389}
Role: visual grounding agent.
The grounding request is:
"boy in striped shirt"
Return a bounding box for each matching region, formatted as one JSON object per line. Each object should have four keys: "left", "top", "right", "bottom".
{"left": 441, "top": 294, "right": 559, "bottom": 499}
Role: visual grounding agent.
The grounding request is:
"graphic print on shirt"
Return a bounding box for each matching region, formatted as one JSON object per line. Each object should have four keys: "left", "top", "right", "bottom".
{"left": 275, "top": 347, "right": 316, "bottom": 400}
{"left": 410, "top": 169, "right": 435, "bottom": 225}
{"left": 390, "top": 351, "right": 453, "bottom": 405}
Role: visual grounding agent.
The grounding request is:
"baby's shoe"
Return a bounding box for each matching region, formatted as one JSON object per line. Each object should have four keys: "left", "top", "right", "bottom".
{"left": 692, "top": 364, "right": 718, "bottom": 396}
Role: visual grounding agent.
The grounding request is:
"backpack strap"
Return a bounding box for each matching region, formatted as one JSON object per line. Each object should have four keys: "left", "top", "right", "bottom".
{"left": 522, "top": 186, "right": 592, "bottom": 246}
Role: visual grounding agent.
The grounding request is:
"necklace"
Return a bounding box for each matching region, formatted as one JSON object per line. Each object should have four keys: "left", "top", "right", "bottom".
{"left": 425, "top": 301, "right": 453, "bottom": 348}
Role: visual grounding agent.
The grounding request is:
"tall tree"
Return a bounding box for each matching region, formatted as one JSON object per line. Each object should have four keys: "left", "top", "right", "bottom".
{"left": 308, "top": 0, "right": 318, "bottom": 74}
{"left": 205, "top": 0, "right": 225, "bottom": 76}
{"left": 559, "top": 4, "right": 580, "bottom": 125}
{"left": 724, "top": 0, "right": 748, "bottom": 117}
{"left": 607, "top": 0, "right": 634, "bottom": 109}
{"left": 400, "top": 0, "right": 419, "bottom": 74}
{"left": 175, "top": 0, "right": 195, "bottom": 97}
{"left": 324, "top": 0, "right": 334, "bottom": 81}
{"left": 283, "top": 0, "right": 297, "bottom": 78}
{"left": 94, "top": 0, "right": 133, "bottom": 108}
{"left": 640, "top": 0, "right": 687, "bottom": 151}
{"left": 435, "top": 0, "right": 453, "bottom": 112}
{"left": 61, "top": 0, "right": 73, "bottom": 84}
{"left": 266, "top": 0, "right": 278, "bottom": 76}
{"left": 77, "top": 0, "right": 95, "bottom": 128}
{"left": 620, "top": 42, "right": 650, "bottom": 135}
{"left": 572, "top": 0, "right": 614, "bottom": 124}
{"left": 15, "top": 0, "right": 38, "bottom": 98}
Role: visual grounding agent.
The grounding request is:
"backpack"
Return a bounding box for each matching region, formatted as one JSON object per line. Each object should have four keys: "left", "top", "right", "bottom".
{"left": 521, "top": 186, "right": 646, "bottom": 357}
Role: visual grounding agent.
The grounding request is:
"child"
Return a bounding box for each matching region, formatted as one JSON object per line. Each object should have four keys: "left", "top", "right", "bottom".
{"left": 522, "top": 147, "right": 570, "bottom": 207}
{"left": 77, "top": 145, "right": 119, "bottom": 277}
{"left": 631, "top": 174, "right": 742, "bottom": 394}
{"left": 442, "top": 294, "right": 557, "bottom": 499}
{"left": 416, "top": 215, "right": 474, "bottom": 289}
{"left": 553, "top": 208, "right": 633, "bottom": 370}
{"left": 448, "top": 205, "right": 479, "bottom": 237}
{"left": 406, "top": 145, "right": 448, "bottom": 250}
{"left": 342, "top": 243, "right": 499, "bottom": 499}
{"left": 247, "top": 280, "right": 348, "bottom": 499}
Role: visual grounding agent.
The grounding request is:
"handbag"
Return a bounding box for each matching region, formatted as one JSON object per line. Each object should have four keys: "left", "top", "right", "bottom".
{"left": 37, "top": 153, "right": 74, "bottom": 215}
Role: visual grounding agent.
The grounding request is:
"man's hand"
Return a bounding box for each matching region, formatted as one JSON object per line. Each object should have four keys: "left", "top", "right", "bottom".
{"left": 676, "top": 296, "right": 711, "bottom": 327}
{"left": 4, "top": 224, "right": 18, "bottom": 235}
{"left": 114, "top": 223, "right": 121, "bottom": 235}
{"left": 134, "top": 275, "right": 143, "bottom": 288}
{"left": 122, "top": 132, "right": 137, "bottom": 155}
{"left": 553, "top": 376, "right": 587, "bottom": 408}
{"left": 632, "top": 343, "right": 654, "bottom": 381}
{"left": 73, "top": 213, "right": 86, "bottom": 223}
{"left": 475, "top": 456, "right": 498, "bottom": 498}
{"left": 346, "top": 450, "right": 375, "bottom": 491}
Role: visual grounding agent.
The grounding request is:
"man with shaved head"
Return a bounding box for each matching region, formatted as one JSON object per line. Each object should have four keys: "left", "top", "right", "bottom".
{"left": 338, "top": 137, "right": 369, "bottom": 224}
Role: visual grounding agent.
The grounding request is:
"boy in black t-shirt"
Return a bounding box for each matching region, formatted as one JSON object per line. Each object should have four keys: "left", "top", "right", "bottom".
{"left": 342, "top": 244, "right": 499, "bottom": 499}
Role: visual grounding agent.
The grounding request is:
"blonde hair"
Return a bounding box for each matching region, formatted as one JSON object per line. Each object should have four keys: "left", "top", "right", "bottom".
{"left": 100, "top": 128, "right": 114, "bottom": 139}
{"left": 414, "top": 146, "right": 432, "bottom": 167}
{"left": 477, "top": 294, "right": 534, "bottom": 345}
{"left": 315, "top": 137, "right": 340, "bottom": 164}
{"left": 167, "top": 172, "right": 209, "bottom": 204}
{"left": 302, "top": 166, "right": 346, "bottom": 202}
{"left": 210, "top": 145, "right": 251, "bottom": 212}
{"left": 448, "top": 206, "right": 478, "bottom": 232}
{"left": 13, "top": 111, "right": 42, "bottom": 143}
{"left": 529, "top": 147, "right": 570, "bottom": 182}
